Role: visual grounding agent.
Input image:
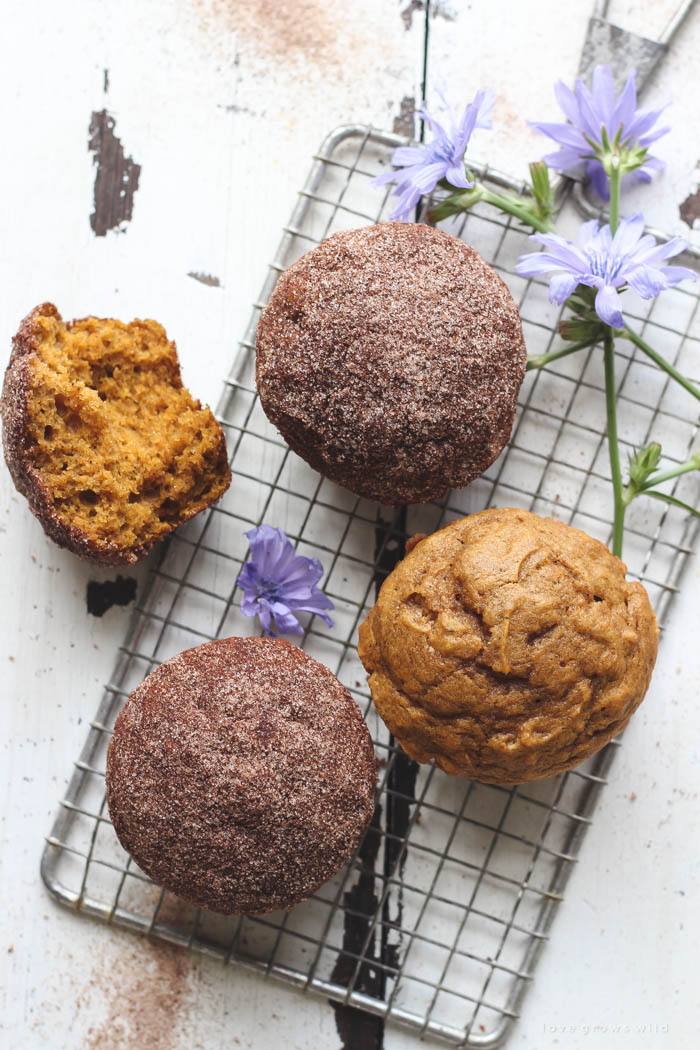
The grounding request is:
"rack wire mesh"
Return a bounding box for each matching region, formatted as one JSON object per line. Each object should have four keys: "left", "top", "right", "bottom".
{"left": 41, "top": 126, "right": 700, "bottom": 1048}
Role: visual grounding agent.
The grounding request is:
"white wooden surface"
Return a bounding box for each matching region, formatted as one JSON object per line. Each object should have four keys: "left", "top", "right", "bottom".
{"left": 1, "top": 1, "right": 699, "bottom": 1048}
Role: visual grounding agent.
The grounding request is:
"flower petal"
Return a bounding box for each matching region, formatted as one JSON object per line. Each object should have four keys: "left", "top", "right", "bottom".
{"left": 573, "top": 78, "right": 603, "bottom": 142}
{"left": 548, "top": 272, "right": 580, "bottom": 303}
{"left": 531, "top": 232, "right": 590, "bottom": 271}
{"left": 625, "top": 265, "right": 670, "bottom": 298}
{"left": 633, "top": 235, "right": 687, "bottom": 266}
{"left": 445, "top": 164, "right": 473, "bottom": 189}
{"left": 553, "top": 79, "right": 581, "bottom": 125}
{"left": 529, "top": 121, "right": 586, "bottom": 149}
{"left": 288, "top": 593, "right": 335, "bottom": 627}
{"left": 625, "top": 103, "right": 669, "bottom": 142}
{"left": 257, "top": 602, "right": 274, "bottom": 636}
{"left": 595, "top": 284, "right": 625, "bottom": 328}
{"left": 611, "top": 213, "right": 645, "bottom": 257}
{"left": 592, "top": 65, "right": 616, "bottom": 122}
{"left": 637, "top": 125, "right": 670, "bottom": 147}
{"left": 391, "top": 145, "right": 430, "bottom": 166}
{"left": 627, "top": 264, "right": 696, "bottom": 297}
{"left": 541, "top": 147, "right": 587, "bottom": 173}
{"left": 610, "top": 70, "right": 637, "bottom": 133}
{"left": 269, "top": 602, "right": 304, "bottom": 636}
{"left": 578, "top": 219, "right": 600, "bottom": 246}
{"left": 239, "top": 592, "right": 262, "bottom": 617}
{"left": 388, "top": 182, "right": 422, "bottom": 221}
{"left": 372, "top": 168, "right": 400, "bottom": 188}
{"left": 420, "top": 105, "right": 450, "bottom": 142}
{"left": 472, "top": 87, "right": 497, "bottom": 129}
{"left": 657, "top": 265, "right": 697, "bottom": 286}
{"left": 515, "top": 252, "right": 561, "bottom": 277}
{"left": 586, "top": 160, "right": 610, "bottom": 200}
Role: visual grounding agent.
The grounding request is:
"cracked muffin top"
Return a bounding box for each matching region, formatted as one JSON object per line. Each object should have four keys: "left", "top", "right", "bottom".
{"left": 256, "top": 222, "right": 526, "bottom": 505}
{"left": 358, "top": 507, "right": 658, "bottom": 784}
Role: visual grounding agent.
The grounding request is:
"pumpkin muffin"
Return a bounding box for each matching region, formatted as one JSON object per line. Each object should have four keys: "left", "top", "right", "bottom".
{"left": 1, "top": 303, "right": 231, "bottom": 565}
{"left": 256, "top": 222, "right": 526, "bottom": 505}
{"left": 358, "top": 508, "right": 658, "bottom": 784}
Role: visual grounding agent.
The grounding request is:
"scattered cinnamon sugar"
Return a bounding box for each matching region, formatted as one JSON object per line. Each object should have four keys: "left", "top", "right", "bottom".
{"left": 86, "top": 939, "right": 191, "bottom": 1050}
{"left": 155, "top": 892, "right": 196, "bottom": 929}
{"left": 197, "top": 0, "right": 342, "bottom": 66}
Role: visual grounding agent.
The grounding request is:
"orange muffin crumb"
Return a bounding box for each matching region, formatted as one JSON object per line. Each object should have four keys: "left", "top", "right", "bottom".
{"left": 2, "top": 303, "right": 231, "bottom": 564}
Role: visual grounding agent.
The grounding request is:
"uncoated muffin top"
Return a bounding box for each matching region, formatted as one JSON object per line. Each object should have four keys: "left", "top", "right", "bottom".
{"left": 358, "top": 507, "right": 659, "bottom": 783}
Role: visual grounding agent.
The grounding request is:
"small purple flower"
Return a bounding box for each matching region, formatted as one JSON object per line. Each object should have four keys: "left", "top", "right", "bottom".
{"left": 236, "top": 525, "right": 334, "bottom": 637}
{"left": 531, "top": 65, "right": 669, "bottom": 199}
{"left": 373, "top": 89, "right": 495, "bottom": 221}
{"left": 516, "top": 213, "right": 696, "bottom": 329}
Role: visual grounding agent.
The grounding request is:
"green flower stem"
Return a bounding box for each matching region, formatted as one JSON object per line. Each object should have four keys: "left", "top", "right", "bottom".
{"left": 604, "top": 328, "right": 626, "bottom": 557}
{"left": 479, "top": 185, "right": 554, "bottom": 233}
{"left": 608, "top": 157, "right": 621, "bottom": 235}
{"left": 430, "top": 182, "right": 553, "bottom": 233}
{"left": 526, "top": 338, "right": 596, "bottom": 371}
{"left": 622, "top": 326, "right": 700, "bottom": 402}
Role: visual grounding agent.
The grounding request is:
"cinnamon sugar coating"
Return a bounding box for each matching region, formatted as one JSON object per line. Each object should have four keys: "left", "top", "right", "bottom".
{"left": 256, "top": 222, "right": 526, "bottom": 504}
{"left": 358, "top": 508, "right": 659, "bottom": 784}
{"left": 106, "top": 638, "right": 377, "bottom": 915}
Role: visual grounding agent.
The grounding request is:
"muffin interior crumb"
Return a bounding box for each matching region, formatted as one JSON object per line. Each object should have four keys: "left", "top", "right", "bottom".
{"left": 24, "top": 312, "right": 228, "bottom": 549}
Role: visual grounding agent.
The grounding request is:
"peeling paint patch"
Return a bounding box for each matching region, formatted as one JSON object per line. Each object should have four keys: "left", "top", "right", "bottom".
{"left": 680, "top": 186, "right": 700, "bottom": 229}
{"left": 400, "top": 0, "right": 457, "bottom": 30}
{"left": 400, "top": 0, "right": 421, "bottom": 29}
{"left": 88, "top": 110, "right": 141, "bottom": 236}
{"left": 432, "top": 0, "right": 458, "bottom": 20}
{"left": 187, "top": 271, "right": 221, "bottom": 287}
{"left": 86, "top": 575, "right": 137, "bottom": 617}
{"left": 217, "top": 102, "right": 255, "bottom": 115}
{"left": 393, "top": 96, "right": 416, "bottom": 138}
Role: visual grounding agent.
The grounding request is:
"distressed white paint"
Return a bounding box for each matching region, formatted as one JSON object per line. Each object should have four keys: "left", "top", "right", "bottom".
{"left": 0, "top": 1, "right": 699, "bottom": 1048}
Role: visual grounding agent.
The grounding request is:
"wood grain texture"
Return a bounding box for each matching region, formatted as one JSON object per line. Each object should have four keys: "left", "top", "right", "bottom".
{"left": 88, "top": 110, "right": 141, "bottom": 236}
{"left": 0, "top": 1, "right": 699, "bottom": 1049}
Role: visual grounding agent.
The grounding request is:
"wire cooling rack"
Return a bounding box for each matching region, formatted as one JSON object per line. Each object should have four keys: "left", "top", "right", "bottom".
{"left": 42, "top": 126, "right": 700, "bottom": 1048}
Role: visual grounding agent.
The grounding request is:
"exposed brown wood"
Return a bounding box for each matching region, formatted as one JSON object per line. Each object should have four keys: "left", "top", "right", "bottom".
{"left": 88, "top": 110, "right": 141, "bottom": 237}
{"left": 86, "top": 575, "right": 137, "bottom": 617}
{"left": 187, "top": 272, "right": 222, "bottom": 287}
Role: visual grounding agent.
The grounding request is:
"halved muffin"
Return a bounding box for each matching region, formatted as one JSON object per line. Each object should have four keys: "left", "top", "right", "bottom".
{"left": 1, "top": 303, "right": 231, "bottom": 564}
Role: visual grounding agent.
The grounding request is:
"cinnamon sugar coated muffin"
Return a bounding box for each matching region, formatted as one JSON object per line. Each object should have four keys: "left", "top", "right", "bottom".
{"left": 106, "top": 638, "right": 376, "bottom": 914}
{"left": 1, "top": 303, "right": 230, "bottom": 565}
{"left": 358, "top": 508, "right": 658, "bottom": 784}
{"left": 256, "top": 222, "right": 526, "bottom": 504}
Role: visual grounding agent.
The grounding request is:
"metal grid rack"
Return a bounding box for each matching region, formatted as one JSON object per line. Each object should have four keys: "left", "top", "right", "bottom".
{"left": 41, "top": 126, "right": 700, "bottom": 1048}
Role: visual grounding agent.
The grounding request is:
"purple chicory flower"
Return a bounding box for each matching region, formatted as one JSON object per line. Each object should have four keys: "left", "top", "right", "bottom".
{"left": 373, "top": 89, "right": 496, "bottom": 220}
{"left": 531, "top": 65, "right": 669, "bottom": 199}
{"left": 236, "top": 525, "right": 334, "bottom": 637}
{"left": 515, "top": 212, "right": 696, "bottom": 329}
